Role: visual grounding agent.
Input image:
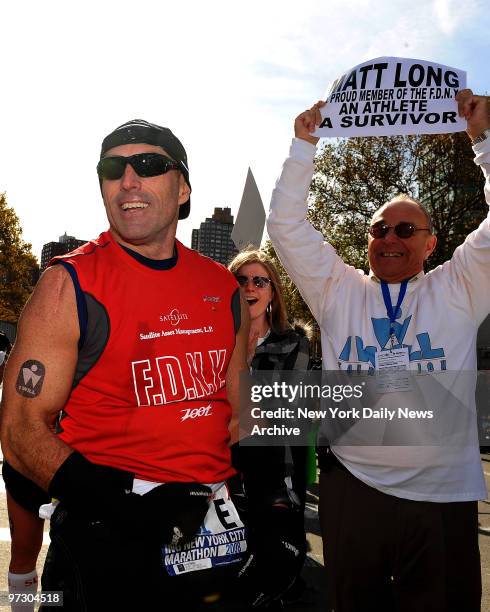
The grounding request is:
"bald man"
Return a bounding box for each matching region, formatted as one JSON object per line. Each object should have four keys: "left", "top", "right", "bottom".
{"left": 267, "top": 90, "right": 490, "bottom": 612}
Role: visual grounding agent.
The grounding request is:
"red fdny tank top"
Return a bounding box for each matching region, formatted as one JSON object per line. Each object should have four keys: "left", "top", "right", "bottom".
{"left": 52, "top": 231, "right": 239, "bottom": 483}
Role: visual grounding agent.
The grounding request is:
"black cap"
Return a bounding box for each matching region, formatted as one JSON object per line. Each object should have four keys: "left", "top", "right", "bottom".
{"left": 100, "top": 119, "right": 191, "bottom": 220}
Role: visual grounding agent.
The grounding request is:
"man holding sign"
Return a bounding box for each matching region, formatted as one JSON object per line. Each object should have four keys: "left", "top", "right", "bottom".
{"left": 267, "top": 88, "right": 490, "bottom": 611}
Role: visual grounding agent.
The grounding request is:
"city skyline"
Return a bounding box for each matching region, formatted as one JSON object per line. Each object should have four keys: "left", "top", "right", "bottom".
{"left": 40, "top": 232, "right": 88, "bottom": 271}
{"left": 191, "top": 207, "right": 238, "bottom": 265}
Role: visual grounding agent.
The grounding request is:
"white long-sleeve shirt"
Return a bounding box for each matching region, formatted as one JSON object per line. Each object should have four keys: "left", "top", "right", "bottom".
{"left": 267, "top": 137, "right": 490, "bottom": 502}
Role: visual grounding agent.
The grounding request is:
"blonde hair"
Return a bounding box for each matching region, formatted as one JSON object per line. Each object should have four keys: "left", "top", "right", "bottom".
{"left": 228, "top": 248, "right": 289, "bottom": 334}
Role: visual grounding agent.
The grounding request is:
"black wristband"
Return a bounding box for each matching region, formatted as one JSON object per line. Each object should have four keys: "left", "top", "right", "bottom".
{"left": 48, "top": 451, "right": 133, "bottom": 514}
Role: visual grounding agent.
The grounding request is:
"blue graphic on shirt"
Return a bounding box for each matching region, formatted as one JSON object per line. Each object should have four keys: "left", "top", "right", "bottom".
{"left": 338, "top": 309, "right": 446, "bottom": 372}
{"left": 372, "top": 315, "right": 411, "bottom": 350}
{"left": 339, "top": 336, "right": 377, "bottom": 366}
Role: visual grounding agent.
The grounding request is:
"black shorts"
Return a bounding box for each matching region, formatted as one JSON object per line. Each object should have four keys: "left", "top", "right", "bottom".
{"left": 2, "top": 460, "right": 50, "bottom": 516}
{"left": 42, "top": 503, "right": 253, "bottom": 611}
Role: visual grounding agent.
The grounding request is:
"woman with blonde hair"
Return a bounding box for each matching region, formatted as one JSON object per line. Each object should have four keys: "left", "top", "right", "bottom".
{"left": 228, "top": 249, "right": 310, "bottom": 373}
{"left": 228, "top": 248, "right": 312, "bottom": 608}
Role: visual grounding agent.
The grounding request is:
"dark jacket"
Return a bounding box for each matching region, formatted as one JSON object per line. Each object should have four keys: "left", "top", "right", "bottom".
{"left": 251, "top": 323, "right": 311, "bottom": 372}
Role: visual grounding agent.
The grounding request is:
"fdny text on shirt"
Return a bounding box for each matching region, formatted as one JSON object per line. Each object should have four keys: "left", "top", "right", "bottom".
{"left": 132, "top": 349, "right": 227, "bottom": 406}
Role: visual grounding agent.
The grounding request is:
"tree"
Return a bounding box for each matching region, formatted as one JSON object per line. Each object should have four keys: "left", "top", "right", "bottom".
{"left": 0, "top": 193, "right": 39, "bottom": 322}
{"left": 262, "top": 239, "right": 315, "bottom": 325}
{"left": 309, "top": 133, "right": 487, "bottom": 271}
{"left": 309, "top": 135, "right": 420, "bottom": 271}
{"left": 264, "top": 133, "right": 487, "bottom": 349}
{"left": 416, "top": 133, "right": 487, "bottom": 269}
{"left": 262, "top": 239, "right": 321, "bottom": 357}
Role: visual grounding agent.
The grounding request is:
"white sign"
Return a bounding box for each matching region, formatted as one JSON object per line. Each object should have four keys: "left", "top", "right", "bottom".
{"left": 314, "top": 57, "right": 467, "bottom": 138}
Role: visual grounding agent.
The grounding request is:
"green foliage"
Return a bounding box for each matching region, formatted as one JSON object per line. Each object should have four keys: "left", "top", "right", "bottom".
{"left": 309, "top": 135, "right": 420, "bottom": 272}
{"left": 309, "top": 133, "right": 486, "bottom": 272}
{"left": 0, "top": 193, "right": 39, "bottom": 322}
{"left": 416, "top": 133, "right": 487, "bottom": 269}
{"left": 262, "top": 240, "right": 315, "bottom": 325}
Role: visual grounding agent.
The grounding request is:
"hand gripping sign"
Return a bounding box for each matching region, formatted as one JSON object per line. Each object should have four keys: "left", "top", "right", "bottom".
{"left": 314, "top": 57, "right": 467, "bottom": 138}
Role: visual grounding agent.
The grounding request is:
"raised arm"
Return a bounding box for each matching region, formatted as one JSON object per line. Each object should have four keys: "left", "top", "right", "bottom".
{"left": 438, "top": 90, "right": 490, "bottom": 323}
{"left": 457, "top": 89, "right": 490, "bottom": 143}
{"left": 0, "top": 265, "right": 79, "bottom": 490}
{"left": 267, "top": 102, "right": 358, "bottom": 324}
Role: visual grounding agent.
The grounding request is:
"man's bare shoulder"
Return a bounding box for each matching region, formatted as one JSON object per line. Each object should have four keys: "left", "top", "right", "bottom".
{"left": 34, "top": 264, "right": 73, "bottom": 300}
{"left": 18, "top": 264, "right": 78, "bottom": 340}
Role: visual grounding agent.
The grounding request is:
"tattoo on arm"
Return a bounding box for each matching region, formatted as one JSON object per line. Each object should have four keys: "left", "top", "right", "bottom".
{"left": 15, "top": 360, "right": 46, "bottom": 398}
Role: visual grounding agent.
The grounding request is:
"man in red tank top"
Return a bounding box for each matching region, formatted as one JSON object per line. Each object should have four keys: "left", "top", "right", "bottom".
{"left": 1, "top": 120, "right": 258, "bottom": 609}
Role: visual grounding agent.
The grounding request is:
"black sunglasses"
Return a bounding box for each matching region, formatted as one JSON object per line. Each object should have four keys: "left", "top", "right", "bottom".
{"left": 368, "top": 221, "right": 431, "bottom": 239}
{"left": 97, "top": 153, "right": 180, "bottom": 180}
{"left": 235, "top": 275, "right": 272, "bottom": 289}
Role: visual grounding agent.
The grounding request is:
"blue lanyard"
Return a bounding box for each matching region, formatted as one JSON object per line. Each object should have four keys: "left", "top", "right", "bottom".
{"left": 380, "top": 280, "right": 408, "bottom": 339}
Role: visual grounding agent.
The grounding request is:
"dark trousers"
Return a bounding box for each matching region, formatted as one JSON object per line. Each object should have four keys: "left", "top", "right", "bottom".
{"left": 318, "top": 458, "right": 481, "bottom": 612}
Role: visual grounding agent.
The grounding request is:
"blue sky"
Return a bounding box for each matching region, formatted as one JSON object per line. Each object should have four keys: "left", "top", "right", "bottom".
{"left": 0, "top": 0, "right": 488, "bottom": 260}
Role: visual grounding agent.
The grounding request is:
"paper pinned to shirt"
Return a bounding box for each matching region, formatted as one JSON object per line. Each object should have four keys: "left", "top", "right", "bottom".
{"left": 314, "top": 57, "right": 467, "bottom": 138}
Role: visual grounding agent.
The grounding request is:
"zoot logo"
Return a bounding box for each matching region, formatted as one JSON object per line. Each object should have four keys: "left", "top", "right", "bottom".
{"left": 181, "top": 404, "right": 213, "bottom": 421}
{"left": 160, "top": 308, "right": 189, "bottom": 326}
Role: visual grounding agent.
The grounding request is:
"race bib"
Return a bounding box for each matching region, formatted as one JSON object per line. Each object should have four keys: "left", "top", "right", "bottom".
{"left": 375, "top": 346, "right": 410, "bottom": 369}
{"left": 162, "top": 482, "right": 247, "bottom": 576}
{"left": 375, "top": 347, "right": 412, "bottom": 393}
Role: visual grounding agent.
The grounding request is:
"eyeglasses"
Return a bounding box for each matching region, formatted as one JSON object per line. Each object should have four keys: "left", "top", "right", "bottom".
{"left": 97, "top": 153, "right": 180, "bottom": 180}
{"left": 368, "top": 221, "right": 431, "bottom": 239}
{"left": 235, "top": 275, "right": 272, "bottom": 289}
